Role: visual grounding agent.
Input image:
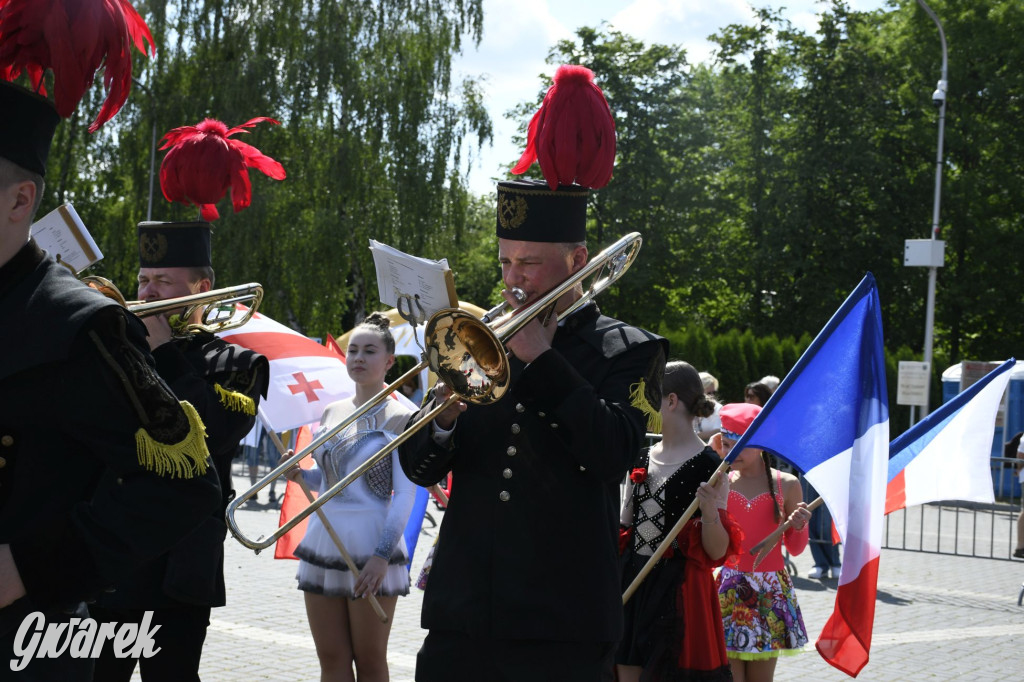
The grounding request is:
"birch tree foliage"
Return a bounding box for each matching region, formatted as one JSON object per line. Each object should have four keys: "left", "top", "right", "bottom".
{"left": 43, "top": 0, "right": 490, "bottom": 337}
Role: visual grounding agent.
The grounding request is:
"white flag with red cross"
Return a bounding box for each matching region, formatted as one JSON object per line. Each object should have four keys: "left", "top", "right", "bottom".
{"left": 219, "top": 306, "right": 354, "bottom": 432}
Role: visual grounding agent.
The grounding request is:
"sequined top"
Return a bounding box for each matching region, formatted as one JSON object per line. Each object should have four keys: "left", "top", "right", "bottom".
{"left": 621, "top": 446, "right": 720, "bottom": 556}
{"left": 301, "top": 396, "right": 415, "bottom": 559}
{"left": 724, "top": 469, "right": 808, "bottom": 572}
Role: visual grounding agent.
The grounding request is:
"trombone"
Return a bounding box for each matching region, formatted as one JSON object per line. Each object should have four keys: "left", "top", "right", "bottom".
{"left": 226, "top": 232, "right": 643, "bottom": 552}
{"left": 82, "top": 275, "right": 264, "bottom": 335}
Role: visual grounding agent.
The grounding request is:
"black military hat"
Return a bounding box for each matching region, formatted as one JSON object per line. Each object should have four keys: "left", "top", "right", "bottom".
{"left": 137, "top": 221, "right": 212, "bottom": 268}
{"left": 495, "top": 180, "right": 589, "bottom": 243}
{"left": 0, "top": 81, "right": 61, "bottom": 177}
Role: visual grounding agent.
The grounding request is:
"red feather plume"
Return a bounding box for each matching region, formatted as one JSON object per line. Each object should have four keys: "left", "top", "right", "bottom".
{"left": 511, "top": 64, "right": 616, "bottom": 191}
{"left": 159, "top": 117, "right": 287, "bottom": 222}
{"left": 0, "top": 0, "right": 155, "bottom": 132}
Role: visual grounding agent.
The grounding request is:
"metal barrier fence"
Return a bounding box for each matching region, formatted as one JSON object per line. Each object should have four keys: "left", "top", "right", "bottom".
{"left": 881, "top": 456, "right": 1022, "bottom": 561}
{"left": 642, "top": 434, "right": 1024, "bottom": 565}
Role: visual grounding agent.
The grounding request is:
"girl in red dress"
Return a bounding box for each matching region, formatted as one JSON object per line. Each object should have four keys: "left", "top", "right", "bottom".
{"left": 617, "top": 361, "right": 742, "bottom": 681}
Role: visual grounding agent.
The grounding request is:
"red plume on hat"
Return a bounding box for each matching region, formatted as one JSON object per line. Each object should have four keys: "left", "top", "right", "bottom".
{"left": 0, "top": 0, "right": 154, "bottom": 132}
{"left": 159, "top": 117, "right": 287, "bottom": 222}
{"left": 511, "top": 64, "right": 616, "bottom": 191}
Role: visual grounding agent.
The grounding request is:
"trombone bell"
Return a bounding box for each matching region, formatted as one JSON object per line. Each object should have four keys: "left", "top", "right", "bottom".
{"left": 424, "top": 309, "right": 509, "bottom": 404}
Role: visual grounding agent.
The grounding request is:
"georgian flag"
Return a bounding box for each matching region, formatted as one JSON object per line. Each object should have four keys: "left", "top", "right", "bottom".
{"left": 725, "top": 274, "right": 889, "bottom": 677}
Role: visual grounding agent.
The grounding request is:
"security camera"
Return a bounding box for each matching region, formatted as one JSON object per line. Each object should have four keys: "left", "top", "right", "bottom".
{"left": 932, "top": 80, "right": 948, "bottom": 107}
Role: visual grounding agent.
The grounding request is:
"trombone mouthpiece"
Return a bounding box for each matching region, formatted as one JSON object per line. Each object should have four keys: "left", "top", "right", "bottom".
{"left": 481, "top": 288, "right": 527, "bottom": 323}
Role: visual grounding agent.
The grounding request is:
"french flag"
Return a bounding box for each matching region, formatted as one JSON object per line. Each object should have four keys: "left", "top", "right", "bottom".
{"left": 886, "top": 359, "right": 1016, "bottom": 514}
{"left": 725, "top": 274, "right": 888, "bottom": 677}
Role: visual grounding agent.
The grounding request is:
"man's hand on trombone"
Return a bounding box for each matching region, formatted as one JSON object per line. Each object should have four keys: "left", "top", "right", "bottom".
{"left": 502, "top": 287, "right": 557, "bottom": 364}
{"left": 431, "top": 381, "right": 467, "bottom": 430}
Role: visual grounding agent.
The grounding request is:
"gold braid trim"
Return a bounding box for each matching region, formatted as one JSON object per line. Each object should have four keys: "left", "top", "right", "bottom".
{"left": 215, "top": 383, "right": 256, "bottom": 416}
{"left": 135, "top": 401, "right": 210, "bottom": 478}
{"left": 629, "top": 378, "right": 662, "bottom": 434}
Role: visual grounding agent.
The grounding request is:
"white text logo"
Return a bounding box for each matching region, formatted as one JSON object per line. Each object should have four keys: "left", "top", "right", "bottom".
{"left": 10, "top": 611, "right": 161, "bottom": 672}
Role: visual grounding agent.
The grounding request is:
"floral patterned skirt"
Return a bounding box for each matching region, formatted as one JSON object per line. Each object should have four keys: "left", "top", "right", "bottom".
{"left": 716, "top": 566, "right": 808, "bottom": 659}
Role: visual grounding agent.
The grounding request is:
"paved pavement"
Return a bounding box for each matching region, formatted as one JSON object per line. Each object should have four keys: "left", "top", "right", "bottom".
{"left": 180, "top": 471, "right": 1024, "bottom": 681}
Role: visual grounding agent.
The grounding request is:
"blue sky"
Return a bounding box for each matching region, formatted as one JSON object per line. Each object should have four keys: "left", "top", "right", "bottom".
{"left": 452, "top": 0, "right": 893, "bottom": 195}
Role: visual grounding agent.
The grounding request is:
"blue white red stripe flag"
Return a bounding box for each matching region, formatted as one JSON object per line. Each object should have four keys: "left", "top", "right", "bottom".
{"left": 724, "top": 274, "right": 888, "bottom": 677}
{"left": 886, "top": 358, "right": 1015, "bottom": 514}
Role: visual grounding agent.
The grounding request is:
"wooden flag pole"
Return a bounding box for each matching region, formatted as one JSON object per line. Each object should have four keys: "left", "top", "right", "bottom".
{"left": 750, "top": 496, "right": 824, "bottom": 570}
{"left": 262, "top": 422, "right": 388, "bottom": 623}
{"left": 622, "top": 459, "right": 730, "bottom": 604}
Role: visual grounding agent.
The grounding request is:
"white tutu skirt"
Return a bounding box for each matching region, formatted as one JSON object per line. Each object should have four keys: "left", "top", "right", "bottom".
{"left": 295, "top": 506, "right": 410, "bottom": 598}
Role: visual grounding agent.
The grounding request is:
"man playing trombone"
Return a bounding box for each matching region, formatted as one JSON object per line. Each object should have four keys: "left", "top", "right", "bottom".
{"left": 399, "top": 65, "right": 667, "bottom": 681}
{"left": 91, "top": 219, "right": 269, "bottom": 681}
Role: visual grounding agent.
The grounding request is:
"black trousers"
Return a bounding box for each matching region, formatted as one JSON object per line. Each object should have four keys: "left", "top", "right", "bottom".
{"left": 89, "top": 605, "right": 211, "bottom": 682}
{"left": 0, "top": 602, "right": 93, "bottom": 682}
{"left": 415, "top": 629, "right": 616, "bottom": 682}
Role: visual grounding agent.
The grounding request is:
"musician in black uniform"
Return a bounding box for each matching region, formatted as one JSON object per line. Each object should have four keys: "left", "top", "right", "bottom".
{"left": 0, "top": 82, "right": 221, "bottom": 681}
{"left": 399, "top": 179, "right": 668, "bottom": 681}
{"left": 91, "top": 221, "right": 269, "bottom": 681}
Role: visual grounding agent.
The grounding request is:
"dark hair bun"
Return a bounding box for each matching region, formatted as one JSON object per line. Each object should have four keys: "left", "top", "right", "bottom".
{"left": 362, "top": 311, "right": 391, "bottom": 332}
{"left": 690, "top": 394, "right": 716, "bottom": 419}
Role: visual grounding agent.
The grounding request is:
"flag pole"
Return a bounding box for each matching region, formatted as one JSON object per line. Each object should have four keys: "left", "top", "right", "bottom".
{"left": 750, "top": 496, "right": 824, "bottom": 570}
{"left": 260, "top": 412, "right": 388, "bottom": 623}
{"left": 622, "top": 459, "right": 730, "bottom": 604}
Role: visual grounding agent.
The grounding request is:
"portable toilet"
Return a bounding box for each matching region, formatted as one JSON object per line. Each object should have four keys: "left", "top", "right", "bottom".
{"left": 941, "top": 360, "right": 1024, "bottom": 498}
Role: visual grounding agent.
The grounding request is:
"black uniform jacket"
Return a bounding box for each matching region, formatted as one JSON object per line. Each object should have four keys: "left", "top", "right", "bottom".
{"left": 101, "top": 330, "right": 268, "bottom": 609}
{"left": 0, "top": 241, "right": 221, "bottom": 635}
{"left": 399, "top": 303, "right": 668, "bottom": 644}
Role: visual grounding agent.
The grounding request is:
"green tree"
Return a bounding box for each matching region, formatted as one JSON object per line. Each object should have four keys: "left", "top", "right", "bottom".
{"left": 43, "top": 0, "right": 490, "bottom": 339}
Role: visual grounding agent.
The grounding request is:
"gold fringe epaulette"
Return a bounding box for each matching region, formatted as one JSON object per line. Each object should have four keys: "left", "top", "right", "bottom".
{"left": 135, "top": 401, "right": 210, "bottom": 478}
{"left": 215, "top": 383, "right": 256, "bottom": 416}
{"left": 629, "top": 378, "right": 662, "bottom": 434}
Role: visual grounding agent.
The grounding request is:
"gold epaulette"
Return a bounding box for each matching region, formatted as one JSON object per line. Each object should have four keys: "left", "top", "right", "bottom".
{"left": 215, "top": 383, "right": 256, "bottom": 416}
{"left": 629, "top": 378, "right": 662, "bottom": 434}
{"left": 135, "top": 401, "right": 210, "bottom": 478}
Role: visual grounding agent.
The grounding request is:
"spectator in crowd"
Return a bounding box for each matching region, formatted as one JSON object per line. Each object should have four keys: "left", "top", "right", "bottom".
{"left": 758, "top": 375, "right": 780, "bottom": 393}
{"left": 744, "top": 382, "right": 773, "bottom": 407}
{"left": 1009, "top": 433, "right": 1024, "bottom": 559}
{"left": 694, "top": 371, "right": 723, "bottom": 440}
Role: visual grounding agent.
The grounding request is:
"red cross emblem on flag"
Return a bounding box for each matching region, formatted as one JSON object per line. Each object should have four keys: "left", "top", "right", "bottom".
{"left": 287, "top": 372, "right": 324, "bottom": 403}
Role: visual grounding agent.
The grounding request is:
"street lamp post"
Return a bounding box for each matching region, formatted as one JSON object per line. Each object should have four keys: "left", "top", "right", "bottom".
{"left": 913, "top": 0, "right": 948, "bottom": 420}
{"left": 132, "top": 78, "right": 157, "bottom": 222}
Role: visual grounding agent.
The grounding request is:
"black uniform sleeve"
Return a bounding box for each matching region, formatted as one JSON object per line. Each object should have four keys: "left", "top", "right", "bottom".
{"left": 515, "top": 339, "right": 665, "bottom": 482}
{"left": 9, "top": 309, "right": 221, "bottom": 609}
{"left": 398, "top": 398, "right": 455, "bottom": 486}
{"left": 151, "top": 339, "right": 267, "bottom": 480}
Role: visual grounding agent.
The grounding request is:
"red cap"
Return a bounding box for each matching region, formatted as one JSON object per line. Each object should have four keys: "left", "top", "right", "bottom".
{"left": 720, "top": 403, "right": 762, "bottom": 440}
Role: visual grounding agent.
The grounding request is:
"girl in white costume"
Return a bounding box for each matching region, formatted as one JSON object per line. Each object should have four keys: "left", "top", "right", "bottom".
{"left": 289, "top": 312, "right": 415, "bottom": 681}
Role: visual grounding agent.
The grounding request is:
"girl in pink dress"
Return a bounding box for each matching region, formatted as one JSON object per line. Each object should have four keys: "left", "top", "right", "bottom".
{"left": 712, "top": 403, "right": 812, "bottom": 682}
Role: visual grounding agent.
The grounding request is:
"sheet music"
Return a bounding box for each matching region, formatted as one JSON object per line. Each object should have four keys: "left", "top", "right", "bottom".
{"left": 369, "top": 240, "right": 456, "bottom": 324}
{"left": 30, "top": 203, "right": 103, "bottom": 273}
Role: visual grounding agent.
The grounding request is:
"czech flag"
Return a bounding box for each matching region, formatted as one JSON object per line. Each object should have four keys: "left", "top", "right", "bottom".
{"left": 886, "top": 359, "right": 1016, "bottom": 514}
{"left": 724, "top": 274, "right": 888, "bottom": 677}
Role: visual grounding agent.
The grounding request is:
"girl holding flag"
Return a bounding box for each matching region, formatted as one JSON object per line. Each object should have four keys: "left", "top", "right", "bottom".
{"left": 616, "top": 361, "right": 741, "bottom": 681}
{"left": 712, "top": 403, "right": 812, "bottom": 682}
{"left": 287, "top": 312, "right": 416, "bottom": 681}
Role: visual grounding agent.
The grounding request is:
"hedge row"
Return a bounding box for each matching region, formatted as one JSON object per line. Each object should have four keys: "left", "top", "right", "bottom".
{"left": 659, "top": 326, "right": 949, "bottom": 439}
